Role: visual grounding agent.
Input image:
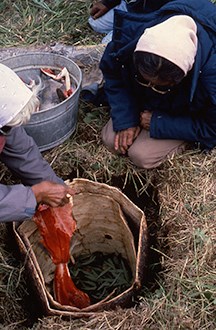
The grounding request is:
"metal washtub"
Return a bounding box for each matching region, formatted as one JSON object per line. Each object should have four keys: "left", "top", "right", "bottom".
{"left": 1, "top": 52, "right": 82, "bottom": 151}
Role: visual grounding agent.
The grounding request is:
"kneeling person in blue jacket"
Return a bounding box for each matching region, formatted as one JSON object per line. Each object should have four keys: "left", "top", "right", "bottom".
{"left": 100, "top": 0, "right": 216, "bottom": 168}
{"left": 0, "top": 64, "right": 75, "bottom": 222}
{"left": 88, "top": 0, "right": 171, "bottom": 43}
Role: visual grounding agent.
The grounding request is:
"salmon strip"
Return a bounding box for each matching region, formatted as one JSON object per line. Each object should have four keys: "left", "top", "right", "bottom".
{"left": 33, "top": 204, "right": 90, "bottom": 308}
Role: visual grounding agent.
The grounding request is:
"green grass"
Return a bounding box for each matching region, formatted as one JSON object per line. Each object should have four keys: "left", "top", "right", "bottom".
{"left": 0, "top": 0, "right": 100, "bottom": 47}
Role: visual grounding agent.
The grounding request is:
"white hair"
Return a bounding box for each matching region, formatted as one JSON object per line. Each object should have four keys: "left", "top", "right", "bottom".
{"left": 7, "top": 79, "right": 42, "bottom": 127}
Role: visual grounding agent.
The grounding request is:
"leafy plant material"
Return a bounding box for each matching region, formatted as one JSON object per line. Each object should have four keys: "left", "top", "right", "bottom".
{"left": 69, "top": 252, "right": 133, "bottom": 303}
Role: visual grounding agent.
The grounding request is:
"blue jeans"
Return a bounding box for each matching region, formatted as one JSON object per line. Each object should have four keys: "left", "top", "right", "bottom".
{"left": 88, "top": 0, "right": 127, "bottom": 43}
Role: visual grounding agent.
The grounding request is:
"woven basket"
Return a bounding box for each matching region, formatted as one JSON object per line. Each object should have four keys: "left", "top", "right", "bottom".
{"left": 13, "top": 178, "right": 148, "bottom": 317}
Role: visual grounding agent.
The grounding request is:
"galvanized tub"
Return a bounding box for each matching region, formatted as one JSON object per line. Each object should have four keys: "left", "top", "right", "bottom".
{"left": 1, "top": 52, "right": 82, "bottom": 151}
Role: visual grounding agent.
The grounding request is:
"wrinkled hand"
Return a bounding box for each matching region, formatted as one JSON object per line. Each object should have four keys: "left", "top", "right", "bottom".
{"left": 140, "top": 111, "right": 152, "bottom": 130}
{"left": 90, "top": 1, "right": 109, "bottom": 19}
{"left": 32, "top": 181, "right": 76, "bottom": 208}
{"left": 114, "top": 126, "right": 140, "bottom": 154}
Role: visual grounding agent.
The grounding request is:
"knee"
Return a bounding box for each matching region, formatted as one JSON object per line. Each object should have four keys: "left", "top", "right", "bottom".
{"left": 128, "top": 147, "right": 162, "bottom": 169}
{"left": 101, "top": 126, "right": 115, "bottom": 152}
{"left": 88, "top": 16, "right": 112, "bottom": 34}
{"left": 88, "top": 17, "right": 106, "bottom": 33}
{"left": 88, "top": 17, "right": 100, "bottom": 32}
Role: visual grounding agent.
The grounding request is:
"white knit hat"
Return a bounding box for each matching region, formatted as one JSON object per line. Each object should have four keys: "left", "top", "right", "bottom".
{"left": 135, "top": 15, "right": 198, "bottom": 75}
{"left": 0, "top": 63, "right": 33, "bottom": 128}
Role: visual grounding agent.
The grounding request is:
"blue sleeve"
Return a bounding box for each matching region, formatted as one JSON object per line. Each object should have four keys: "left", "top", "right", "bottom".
{"left": 0, "top": 126, "right": 63, "bottom": 222}
{"left": 102, "top": 0, "right": 121, "bottom": 9}
{"left": 0, "top": 126, "right": 63, "bottom": 186}
{"left": 150, "top": 53, "right": 216, "bottom": 149}
{"left": 128, "top": 0, "right": 172, "bottom": 13}
{"left": 150, "top": 107, "right": 216, "bottom": 150}
{"left": 0, "top": 184, "right": 37, "bottom": 222}
{"left": 100, "top": 42, "right": 140, "bottom": 131}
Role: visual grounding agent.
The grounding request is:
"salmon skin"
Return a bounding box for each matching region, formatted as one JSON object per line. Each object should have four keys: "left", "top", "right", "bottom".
{"left": 33, "top": 204, "right": 90, "bottom": 308}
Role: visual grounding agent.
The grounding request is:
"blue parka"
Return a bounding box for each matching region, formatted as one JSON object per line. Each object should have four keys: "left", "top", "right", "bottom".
{"left": 0, "top": 126, "right": 62, "bottom": 222}
{"left": 100, "top": 0, "right": 216, "bottom": 150}
{"left": 102, "top": 0, "right": 172, "bottom": 12}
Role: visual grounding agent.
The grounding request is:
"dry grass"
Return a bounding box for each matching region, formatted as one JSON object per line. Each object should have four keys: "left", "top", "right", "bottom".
{"left": 42, "top": 105, "right": 150, "bottom": 186}
{"left": 153, "top": 151, "right": 216, "bottom": 329}
{"left": 0, "top": 109, "right": 215, "bottom": 329}
{"left": 0, "top": 1, "right": 216, "bottom": 329}
{"left": 31, "top": 150, "right": 216, "bottom": 330}
{"left": 0, "top": 224, "right": 29, "bottom": 327}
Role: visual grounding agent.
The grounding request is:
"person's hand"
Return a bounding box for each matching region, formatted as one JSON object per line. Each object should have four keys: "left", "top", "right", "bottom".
{"left": 140, "top": 111, "right": 152, "bottom": 130}
{"left": 31, "top": 181, "right": 77, "bottom": 208}
{"left": 90, "top": 1, "right": 109, "bottom": 19}
{"left": 114, "top": 126, "right": 140, "bottom": 154}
